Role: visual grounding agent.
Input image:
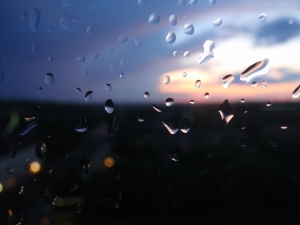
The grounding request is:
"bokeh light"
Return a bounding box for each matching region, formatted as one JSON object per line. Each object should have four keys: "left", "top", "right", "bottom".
{"left": 29, "top": 161, "right": 41, "bottom": 173}
{"left": 104, "top": 157, "right": 114, "bottom": 168}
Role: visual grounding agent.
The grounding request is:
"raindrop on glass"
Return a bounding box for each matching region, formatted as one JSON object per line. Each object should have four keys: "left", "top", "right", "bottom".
{"left": 92, "top": 53, "right": 98, "bottom": 59}
{"left": 289, "top": 19, "right": 294, "bottom": 24}
{"left": 135, "top": 38, "right": 142, "bottom": 46}
{"left": 213, "top": 18, "right": 223, "bottom": 27}
{"left": 31, "top": 41, "right": 39, "bottom": 54}
{"left": 120, "top": 73, "right": 124, "bottom": 78}
{"left": 45, "top": 73, "right": 55, "bottom": 85}
{"left": 144, "top": 92, "right": 150, "bottom": 98}
{"left": 153, "top": 104, "right": 162, "bottom": 112}
{"left": 35, "top": 141, "right": 48, "bottom": 160}
{"left": 183, "top": 51, "right": 190, "bottom": 58}
{"left": 169, "top": 14, "right": 177, "bottom": 26}
{"left": 30, "top": 8, "right": 41, "bottom": 31}
{"left": 87, "top": 25, "right": 93, "bottom": 35}
{"left": 71, "top": 183, "right": 78, "bottom": 192}
{"left": 20, "top": 117, "right": 39, "bottom": 135}
{"left": 240, "top": 138, "right": 247, "bottom": 147}
{"left": 164, "top": 75, "right": 170, "bottom": 85}
{"left": 198, "top": 40, "right": 215, "bottom": 64}
{"left": 182, "top": 72, "right": 187, "bottom": 77}
{"left": 118, "top": 35, "right": 128, "bottom": 43}
{"left": 180, "top": 118, "right": 191, "bottom": 133}
{"left": 292, "top": 85, "right": 300, "bottom": 98}
{"left": 120, "top": 59, "right": 126, "bottom": 66}
{"left": 195, "top": 80, "right": 201, "bottom": 89}
{"left": 59, "top": 14, "right": 78, "bottom": 29}
{"left": 209, "top": 0, "right": 216, "bottom": 6}
{"left": 37, "top": 87, "right": 43, "bottom": 94}
{"left": 81, "top": 69, "right": 88, "bottom": 76}
{"left": 20, "top": 11, "right": 27, "bottom": 20}
{"left": 219, "top": 99, "right": 234, "bottom": 124}
{"left": 189, "top": 0, "right": 198, "bottom": 5}
{"left": 184, "top": 23, "right": 194, "bottom": 35}
{"left": 262, "top": 80, "right": 268, "bottom": 88}
{"left": 280, "top": 126, "right": 288, "bottom": 130}
{"left": 105, "top": 84, "right": 112, "bottom": 92}
{"left": 61, "top": 0, "right": 71, "bottom": 7}
{"left": 270, "top": 137, "right": 278, "bottom": 147}
{"left": 138, "top": 114, "right": 144, "bottom": 122}
{"left": 190, "top": 100, "right": 195, "bottom": 104}
{"left": 266, "top": 102, "right": 271, "bottom": 107}
{"left": 222, "top": 74, "right": 234, "bottom": 88}
{"left": 6, "top": 168, "right": 13, "bottom": 174}
{"left": 162, "top": 118, "right": 179, "bottom": 134}
{"left": 173, "top": 51, "right": 178, "bottom": 56}
{"left": 167, "top": 148, "right": 183, "bottom": 161}
{"left": 165, "top": 98, "right": 174, "bottom": 106}
{"left": 204, "top": 92, "right": 209, "bottom": 99}
{"left": 48, "top": 56, "right": 54, "bottom": 62}
{"left": 109, "top": 63, "right": 115, "bottom": 73}
{"left": 25, "top": 165, "right": 30, "bottom": 170}
{"left": 252, "top": 82, "right": 258, "bottom": 88}
{"left": 138, "top": 0, "right": 147, "bottom": 6}
{"left": 166, "top": 32, "right": 176, "bottom": 44}
{"left": 75, "top": 117, "right": 88, "bottom": 132}
{"left": 105, "top": 99, "right": 115, "bottom": 114}
{"left": 46, "top": 167, "right": 53, "bottom": 174}
{"left": 178, "top": 0, "right": 186, "bottom": 7}
{"left": 240, "top": 99, "right": 245, "bottom": 103}
{"left": 84, "top": 91, "right": 93, "bottom": 102}
{"left": 80, "top": 158, "right": 91, "bottom": 175}
{"left": 73, "top": 203, "right": 81, "bottom": 213}
{"left": 258, "top": 13, "right": 267, "bottom": 23}
{"left": 77, "top": 54, "right": 85, "bottom": 63}
{"left": 240, "top": 58, "right": 269, "bottom": 83}
{"left": 149, "top": 12, "right": 160, "bottom": 25}
{"left": 108, "top": 47, "right": 114, "bottom": 53}
{"left": 76, "top": 88, "right": 81, "bottom": 94}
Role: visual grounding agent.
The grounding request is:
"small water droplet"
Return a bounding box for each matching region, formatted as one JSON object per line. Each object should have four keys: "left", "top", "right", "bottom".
{"left": 20, "top": 11, "right": 27, "bottom": 20}
{"left": 75, "top": 116, "right": 88, "bottom": 132}
{"left": 46, "top": 167, "right": 53, "bottom": 174}
{"left": 6, "top": 168, "right": 13, "bottom": 174}
{"left": 166, "top": 32, "right": 176, "bottom": 44}
{"left": 266, "top": 102, "right": 271, "bottom": 107}
{"left": 270, "top": 137, "right": 278, "bottom": 147}
{"left": 195, "top": 80, "right": 201, "bottom": 89}
{"left": 37, "top": 87, "right": 43, "bottom": 94}
{"left": 30, "top": 8, "right": 41, "bottom": 31}
{"left": 120, "top": 73, "right": 124, "bottom": 78}
{"left": 31, "top": 41, "right": 39, "bottom": 54}
{"left": 80, "top": 158, "right": 91, "bottom": 175}
{"left": 45, "top": 73, "right": 55, "bottom": 85}
{"left": 25, "top": 165, "right": 30, "bottom": 170}
{"left": 73, "top": 203, "right": 81, "bottom": 213}
{"left": 59, "top": 14, "right": 78, "bottom": 29}
{"left": 204, "top": 92, "right": 209, "bottom": 99}
{"left": 149, "top": 12, "right": 160, "bottom": 25}
{"left": 138, "top": 0, "right": 147, "bottom": 6}
{"left": 209, "top": 0, "right": 216, "bottom": 6}
{"left": 173, "top": 51, "right": 178, "bottom": 56}
{"left": 169, "top": 14, "right": 177, "bottom": 26}
{"left": 222, "top": 74, "right": 234, "bottom": 88}
{"left": 180, "top": 118, "right": 191, "bottom": 133}
{"left": 252, "top": 82, "right": 258, "bottom": 88}
{"left": 109, "top": 62, "right": 115, "bottom": 73}
{"left": 77, "top": 54, "right": 85, "bottom": 63}
{"left": 240, "top": 138, "right": 247, "bottom": 147}
{"left": 61, "top": 0, "right": 71, "bottom": 7}
{"left": 280, "top": 126, "right": 288, "bottom": 129}
{"left": 20, "top": 117, "right": 39, "bottom": 135}
{"left": 92, "top": 53, "right": 98, "bottom": 59}
{"left": 241, "top": 127, "right": 246, "bottom": 130}
{"left": 258, "top": 13, "right": 267, "bottom": 23}
{"left": 76, "top": 88, "right": 81, "bottom": 94}
{"left": 184, "top": 23, "right": 194, "bottom": 35}
{"left": 118, "top": 35, "right": 128, "bottom": 43}
{"left": 240, "top": 58, "right": 269, "bottom": 83}
{"left": 84, "top": 91, "right": 93, "bottom": 102}
{"left": 213, "top": 18, "right": 223, "bottom": 27}
{"left": 165, "top": 98, "right": 174, "bottom": 106}
{"left": 153, "top": 104, "right": 162, "bottom": 112}
{"left": 289, "top": 19, "right": 294, "bottom": 24}
{"left": 105, "top": 99, "right": 115, "bottom": 114}
{"left": 104, "top": 84, "right": 112, "bottom": 92}
{"left": 190, "top": 100, "right": 195, "bottom": 104}
{"left": 48, "top": 56, "right": 54, "bottom": 62}
{"left": 292, "top": 85, "right": 300, "bottom": 98}
{"left": 261, "top": 80, "right": 268, "bottom": 88}
{"left": 108, "top": 47, "right": 114, "bottom": 53}
{"left": 162, "top": 118, "right": 179, "bottom": 134}
{"left": 178, "top": 0, "right": 186, "bottom": 7}
{"left": 198, "top": 40, "right": 215, "bottom": 64}
{"left": 35, "top": 141, "right": 48, "bottom": 160}
{"left": 189, "top": 0, "right": 198, "bottom": 5}
{"left": 81, "top": 69, "right": 88, "bottom": 76}
{"left": 183, "top": 51, "right": 190, "bottom": 58}
{"left": 71, "top": 183, "right": 78, "bottom": 192}
{"left": 167, "top": 148, "right": 183, "bottom": 161}
{"left": 144, "top": 92, "right": 150, "bottom": 98}
{"left": 182, "top": 72, "right": 187, "bottom": 77}
{"left": 120, "top": 59, "right": 126, "bottom": 66}
{"left": 135, "top": 38, "right": 142, "bottom": 46}
{"left": 219, "top": 99, "right": 234, "bottom": 134}
{"left": 86, "top": 25, "right": 93, "bottom": 35}
{"left": 164, "top": 75, "right": 170, "bottom": 84}
{"left": 240, "top": 99, "right": 245, "bottom": 103}
{"left": 138, "top": 114, "right": 144, "bottom": 122}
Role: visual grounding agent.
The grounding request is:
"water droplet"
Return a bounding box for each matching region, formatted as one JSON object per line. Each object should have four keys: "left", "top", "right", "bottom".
{"left": 162, "top": 118, "right": 179, "bottom": 134}
{"left": 120, "top": 73, "right": 125, "bottom": 78}
{"left": 105, "top": 99, "right": 115, "bottom": 114}
{"left": 189, "top": 0, "right": 198, "bottom": 5}
{"left": 20, "top": 11, "right": 27, "bottom": 20}
{"left": 76, "top": 88, "right": 81, "bottom": 94}
{"left": 219, "top": 99, "right": 234, "bottom": 124}
{"left": 35, "top": 141, "right": 48, "bottom": 160}
{"left": 77, "top": 54, "right": 85, "bottom": 63}
{"left": 280, "top": 126, "right": 288, "bottom": 130}
{"left": 48, "top": 56, "right": 54, "bottom": 62}
{"left": 25, "top": 165, "right": 30, "bottom": 170}
{"left": 61, "top": 0, "right": 71, "bottom": 7}
{"left": 86, "top": 25, "right": 93, "bottom": 35}
{"left": 59, "top": 14, "right": 78, "bottom": 29}
{"left": 153, "top": 104, "right": 162, "bottom": 112}
{"left": 167, "top": 148, "right": 183, "bottom": 161}
{"left": 92, "top": 53, "right": 98, "bottom": 59}
{"left": 166, "top": 32, "right": 176, "bottom": 44}
{"left": 261, "top": 80, "right": 268, "bottom": 88}
{"left": 108, "top": 47, "right": 114, "bottom": 53}
{"left": 144, "top": 92, "right": 150, "bottom": 98}
{"left": 169, "top": 14, "right": 177, "bottom": 26}
{"left": 71, "top": 183, "right": 78, "bottom": 192}
{"left": 118, "top": 35, "right": 128, "bottom": 43}
{"left": 138, "top": 0, "right": 147, "bottom": 6}
{"left": 182, "top": 72, "right": 187, "bottom": 77}
{"left": 30, "top": 8, "right": 41, "bottom": 31}
{"left": 100, "top": 189, "right": 122, "bottom": 209}
{"left": 289, "top": 19, "right": 294, "bottom": 24}
{"left": 149, "top": 12, "right": 160, "bottom": 25}
{"left": 198, "top": 40, "right": 215, "bottom": 64}
{"left": 252, "top": 82, "right": 258, "bottom": 88}
{"left": 190, "top": 100, "right": 195, "bottom": 104}
{"left": 183, "top": 51, "right": 190, "bottom": 58}
{"left": 73, "top": 203, "right": 81, "bottom": 213}
{"left": 75, "top": 117, "right": 88, "bottom": 132}
{"left": 222, "top": 74, "right": 234, "bottom": 88}
{"left": 20, "top": 117, "right": 39, "bottom": 135}
{"left": 164, "top": 75, "right": 170, "bottom": 84}
{"left": 6, "top": 168, "right": 13, "bottom": 174}
{"left": 166, "top": 98, "right": 174, "bottom": 106}
{"left": 84, "top": 91, "right": 93, "bottom": 102}
{"left": 46, "top": 167, "right": 53, "bottom": 174}
{"left": 135, "top": 38, "right": 142, "bottom": 46}
{"left": 258, "top": 13, "right": 267, "bottom": 23}
{"left": 209, "top": 0, "right": 216, "bottom": 6}
{"left": 178, "top": 0, "right": 186, "bottom": 7}
{"left": 173, "top": 51, "right": 178, "bottom": 56}
{"left": 37, "top": 87, "right": 43, "bottom": 94}
{"left": 240, "top": 99, "right": 245, "bottom": 103}
{"left": 180, "top": 118, "right": 191, "bottom": 133}
{"left": 195, "top": 80, "right": 201, "bottom": 89}
{"left": 266, "top": 102, "right": 271, "bottom": 107}
{"left": 240, "top": 138, "right": 247, "bottom": 147}
{"left": 120, "top": 59, "right": 126, "bottom": 66}
{"left": 80, "top": 158, "right": 91, "bottom": 175}
{"left": 81, "top": 69, "right": 88, "bottom": 76}
{"left": 241, "top": 127, "right": 246, "bottom": 130}
{"left": 105, "top": 84, "right": 112, "bottom": 92}
{"left": 31, "top": 41, "right": 39, "bottom": 54}
{"left": 270, "top": 137, "right": 278, "bottom": 147}
{"left": 184, "top": 23, "right": 194, "bottom": 35}
{"left": 204, "top": 92, "right": 209, "bottom": 99}
{"left": 240, "top": 58, "right": 269, "bottom": 83}
{"left": 138, "top": 114, "right": 144, "bottom": 122}
{"left": 213, "top": 18, "right": 223, "bottom": 27}
{"left": 292, "top": 85, "right": 300, "bottom": 98}
{"left": 45, "top": 73, "right": 55, "bottom": 85}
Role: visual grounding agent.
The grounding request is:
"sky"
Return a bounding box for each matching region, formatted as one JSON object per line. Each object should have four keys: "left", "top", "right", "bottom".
{"left": 0, "top": 0, "right": 299, "bottom": 104}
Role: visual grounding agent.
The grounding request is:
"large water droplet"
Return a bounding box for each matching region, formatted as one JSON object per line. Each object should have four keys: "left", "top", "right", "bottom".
{"left": 213, "top": 18, "right": 223, "bottom": 27}
{"left": 105, "top": 99, "right": 115, "bottom": 114}
{"left": 166, "top": 32, "right": 176, "bottom": 44}
{"left": 240, "top": 98, "right": 246, "bottom": 103}
{"left": 162, "top": 118, "right": 179, "bottom": 134}
{"left": 80, "top": 158, "right": 91, "bottom": 175}
{"left": 138, "top": 0, "right": 147, "bottom": 6}
{"left": 219, "top": 99, "right": 234, "bottom": 124}
{"left": 182, "top": 72, "right": 187, "bottom": 77}
{"left": 198, "top": 40, "right": 215, "bottom": 64}
{"left": 240, "top": 58, "right": 269, "bottom": 83}
{"left": 189, "top": 0, "right": 198, "bottom": 5}
{"left": 184, "top": 23, "right": 194, "bottom": 35}
{"left": 258, "top": 13, "right": 267, "bottom": 23}
{"left": 31, "top": 41, "right": 39, "bottom": 54}
{"left": 30, "top": 8, "right": 41, "bottom": 31}
{"left": 164, "top": 75, "right": 170, "bottom": 84}
{"left": 73, "top": 203, "right": 81, "bottom": 213}
{"left": 173, "top": 51, "right": 178, "bottom": 56}
{"left": 195, "top": 80, "right": 201, "bottom": 89}
{"left": 222, "top": 74, "right": 234, "bottom": 88}
{"left": 178, "top": 0, "right": 186, "bottom": 7}
{"left": 59, "top": 14, "right": 78, "bottom": 29}
{"left": 20, "top": 117, "right": 39, "bottom": 135}
{"left": 262, "top": 80, "right": 268, "bottom": 88}
{"left": 77, "top": 54, "right": 85, "bottom": 63}
{"left": 166, "top": 98, "right": 174, "bottom": 106}
{"left": 75, "top": 117, "right": 88, "bottom": 132}
{"left": 84, "top": 91, "right": 93, "bottom": 102}
{"left": 20, "top": 11, "right": 27, "bottom": 20}
{"left": 149, "top": 12, "right": 160, "bottom": 25}
{"left": 183, "top": 51, "right": 190, "bottom": 58}
{"left": 153, "top": 105, "right": 162, "bottom": 112}
{"left": 61, "top": 0, "right": 71, "bottom": 7}
{"left": 35, "top": 141, "right": 48, "bottom": 160}
{"left": 118, "top": 35, "right": 128, "bottom": 43}
{"left": 135, "top": 38, "right": 142, "bottom": 46}
{"left": 180, "top": 118, "right": 191, "bottom": 133}
{"left": 209, "top": 0, "right": 216, "bottom": 6}
{"left": 138, "top": 114, "right": 144, "bottom": 122}
{"left": 292, "top": 85, "right": 300, "bottom": 98}
{"left": 45, "top": 73, "right": 55, "bottom": 85}
{"left": 169, "top": 14, "right": 177, "bottom": 26}
{"left": 167, "top": 148, "right": 183, "bottom": 161}
{"left": 204, "top": 92, "right": 209, "bottom": 99}
{"left": 144, "top": 92, "right": 150, "bottom": 98}
{"left": 266, "top": 102, "right": 272, "bottom": 107}
{"left": 105, "top": 84, "right": 112, "bottom": 92}
{"left": 252, "top": 82, "right": 258, "bottom": 88}
{"left": 87, "top": 25, "right": 93, "bottom": 35}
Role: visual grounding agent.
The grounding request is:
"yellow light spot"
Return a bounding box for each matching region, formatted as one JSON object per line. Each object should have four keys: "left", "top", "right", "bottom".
{"left": 29, "top": 161, "right": 41, "bottom": 173}
{"left": 8, "top": 209, "right": 13, "bottom": 216}
{"left": 0, "top": 183, "right": 3, "bottom": 193}
{"left": 104, "top": 157, "right": 114, "bottom": 168}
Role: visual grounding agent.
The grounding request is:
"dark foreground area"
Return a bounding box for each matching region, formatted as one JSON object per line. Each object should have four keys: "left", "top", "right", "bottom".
{"left": 1, "top": 101, "right": 300, "bottom": 225}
